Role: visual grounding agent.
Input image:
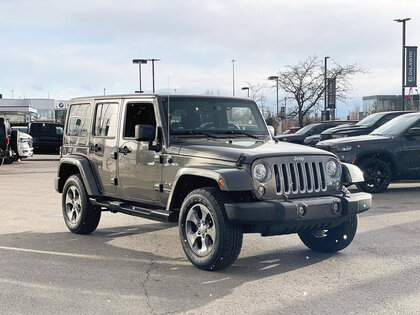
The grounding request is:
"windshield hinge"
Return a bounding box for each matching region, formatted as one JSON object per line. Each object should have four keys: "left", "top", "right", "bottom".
{"left": 236, "top": 153, "right": 246, "bottom": 168}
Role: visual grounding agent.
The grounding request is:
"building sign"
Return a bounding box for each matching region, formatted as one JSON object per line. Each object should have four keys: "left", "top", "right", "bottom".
{"left": 405, "top": 46, "right": 417, "bottom": 87}
{"left": 327, "top": 78, "right": 336, "bottom": 108}
{"left": 54, "top": 100, "right": 70, "bottom": 110}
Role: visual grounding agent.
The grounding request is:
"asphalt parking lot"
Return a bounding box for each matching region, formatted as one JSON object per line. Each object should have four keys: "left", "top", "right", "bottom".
{"left": 0, "top": 156, "right": 419, "bottom": 314}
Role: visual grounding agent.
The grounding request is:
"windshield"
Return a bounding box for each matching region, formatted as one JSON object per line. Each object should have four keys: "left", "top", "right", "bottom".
{"left": 30, "top": 123, "right": 64, "bottom": 136}
{"left": 160, "top": 97, "right": 268, "bottom": 137}
{"left": 371, "top": 114, "right": 419, "bottom": 136}
{"left": 356, "top": 113, "right": 384, "bottom": 126}
{"left": 295, "top": 124, "right": 315, "bottom": 135}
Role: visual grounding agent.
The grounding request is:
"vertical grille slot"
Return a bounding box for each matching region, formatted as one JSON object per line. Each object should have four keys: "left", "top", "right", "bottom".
{"left": 297, "top": 163, "right": 305, "bottom": 192}
{"left": 319, "top": 162, "right": 326, "bottom": 190}
{"left": 312, "top": 162, "right": 320, "bottom": 191}
{"left": 305, "top": 162, "right": 313, "bottom": 192}
{"left": 290, "top": 163, "right": 298, "bottom": 193}
{"left": 281, "top": 163, "right": 290, "bottom": 194}
{"left": 274, "top": 164, "right": 281, "bottom": 194}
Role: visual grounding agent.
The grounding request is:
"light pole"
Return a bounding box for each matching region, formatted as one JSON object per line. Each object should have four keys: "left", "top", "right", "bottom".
{"left": 394, "top": 18, "right": 411, "bottom": 110}
{"left": 268, "top": 76, "right": 279, "bottom": 116}
{"left": 11, "top": 90, "right": 14, "bottom": 99}
{"left": 241, "top": 87, "right": 250, "bottom": 98}
{"left": 324, "top": 56, "right": 330, "bottom": 120}
{"left": 268, "top": 76, "right": 281, "bottom": 133}
{"left": 231, "top": 59, "right": 237, "bottom": 96}
{"left": 133, "top": 59, "right": 148, "bottom": 93}
{"left": 148, "top": 58, "right": 160, "bottom": 93}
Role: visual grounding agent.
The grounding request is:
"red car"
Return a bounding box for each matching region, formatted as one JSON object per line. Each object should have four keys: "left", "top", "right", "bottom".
{"left": 283, "top": 127, "right": 300, "bottom": 134}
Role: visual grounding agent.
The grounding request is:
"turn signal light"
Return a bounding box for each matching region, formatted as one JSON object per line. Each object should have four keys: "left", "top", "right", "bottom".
{"left": 5, "top": 137, "right": 9, "bottom": 145}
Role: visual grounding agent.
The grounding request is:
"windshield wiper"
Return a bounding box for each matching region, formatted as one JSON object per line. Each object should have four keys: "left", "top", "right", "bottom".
{"left": 171, "top": 131, "right": 219, "bottom": 139}
{"left": 216, "top": 130, "right": 261, "bottom": 139}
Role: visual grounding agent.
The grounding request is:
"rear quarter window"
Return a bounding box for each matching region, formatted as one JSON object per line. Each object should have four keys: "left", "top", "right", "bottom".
{"left": 66, "top": 104, "right": 91, "bottom": 137}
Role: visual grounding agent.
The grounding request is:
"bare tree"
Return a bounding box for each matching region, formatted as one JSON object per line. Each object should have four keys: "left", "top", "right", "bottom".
{"left": 276, "top": 56, "right": 364, "bottom": 127}
{"left": 243, "top": 81, "right": 270, "bottom": 117}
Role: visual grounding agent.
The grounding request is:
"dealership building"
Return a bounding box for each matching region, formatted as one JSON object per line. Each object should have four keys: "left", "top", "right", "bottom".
{"left": 0, "top": 97, "right": 69, "bottom": 124}
{"left": 363, "top": 94, "right": 419, "bottom": 114}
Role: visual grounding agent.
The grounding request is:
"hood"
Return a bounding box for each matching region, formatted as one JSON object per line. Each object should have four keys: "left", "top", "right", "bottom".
{"left": 322, "top": 123, "right": 356, "bottom": 134}
{"left": 317, "top": 134, "right": 391, "bottom": 147}
{"left": 275, "top": 133, "right": 306, "bottom": 141}
{"left": 20, "top": 132, "right": 32, "bottom": 140}
{"left": 335, "top": 125, "right": 371, "bottom": 135}
{"left": 176, "top": 139, "right": 334, "bottom": 164}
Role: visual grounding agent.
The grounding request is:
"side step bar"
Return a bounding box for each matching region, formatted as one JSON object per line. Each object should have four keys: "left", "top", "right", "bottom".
{"left": 90, "top": 198, "right": 178, "bottom": 223}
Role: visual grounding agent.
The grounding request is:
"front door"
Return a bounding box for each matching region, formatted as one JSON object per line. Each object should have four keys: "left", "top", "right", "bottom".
{"left": 89, "top": 101, "right": 120, "bottom": 195}
{"left": 399, "top": 119, "right": 420, "bottom": 178}
{"left": 118, "top": 101, "right": 162, "bottom": 203}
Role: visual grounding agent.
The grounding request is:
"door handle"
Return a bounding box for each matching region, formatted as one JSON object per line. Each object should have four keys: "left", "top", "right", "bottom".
{"left": 89, "top": 144, "right": 101, "bottom": 152}
{"left": 118, "top": 146, "right": 132, "bottom": 155}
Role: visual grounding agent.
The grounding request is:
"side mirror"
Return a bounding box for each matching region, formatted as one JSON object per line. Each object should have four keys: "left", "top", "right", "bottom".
{"left": 307, "top": 130, "right": 314, "bottom": 136}
{"left": 407, "top": 127, "right": 420, "bottom": 137}
{"left": 135, "top": 124, "right": 155, "bottom": 141}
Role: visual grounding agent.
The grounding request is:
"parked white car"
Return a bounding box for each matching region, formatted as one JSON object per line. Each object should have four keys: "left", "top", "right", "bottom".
{"left": 17, "top": 132, "right": 33, "bottom": 159}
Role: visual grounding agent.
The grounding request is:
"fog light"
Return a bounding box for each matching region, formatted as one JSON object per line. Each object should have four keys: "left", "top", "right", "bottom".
{"left": 257, "top": 186, "right": 265, "bottom": 196}
{"left": 331, "top": 202, "right": 341, "bottom": 215}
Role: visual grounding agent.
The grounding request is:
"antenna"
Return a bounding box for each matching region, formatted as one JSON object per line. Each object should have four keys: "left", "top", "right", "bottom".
{"left": 167, "top": 94, "right": 170, "bottom": 148}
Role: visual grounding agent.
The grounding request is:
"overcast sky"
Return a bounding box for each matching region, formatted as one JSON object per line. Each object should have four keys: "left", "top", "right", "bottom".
{"left": 0, "top": 0, "right": 419, "bottom": 116}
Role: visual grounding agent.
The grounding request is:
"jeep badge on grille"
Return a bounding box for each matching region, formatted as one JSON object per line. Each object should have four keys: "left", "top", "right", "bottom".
{"left": 294, "top": 156, "right": 305, "bottom": 162}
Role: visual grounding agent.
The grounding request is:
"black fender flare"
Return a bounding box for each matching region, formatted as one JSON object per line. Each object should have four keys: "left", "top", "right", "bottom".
{"left": 56, "top": 155, "right": 101, "bottom": 196}
{"left": 167, "top": 167, "right": 254, "bottom": 210}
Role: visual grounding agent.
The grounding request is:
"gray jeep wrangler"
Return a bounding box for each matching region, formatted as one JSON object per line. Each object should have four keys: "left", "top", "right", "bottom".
{"left": 55, "top": 94, "right": 371, "bottom": 270}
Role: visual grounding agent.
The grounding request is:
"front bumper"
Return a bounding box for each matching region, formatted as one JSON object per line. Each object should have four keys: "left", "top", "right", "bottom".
{"left": 224, "top": 192, "right": 371, "bottom": 236}
{"left": 0, "top": 149, "right": 12, "bottom": 158}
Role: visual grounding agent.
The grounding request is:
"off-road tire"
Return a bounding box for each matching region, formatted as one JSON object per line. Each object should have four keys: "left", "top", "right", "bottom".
{"left": 62, "top": 174, "right": 101, "bottom": 234}
{"left": 356, "top": 158, "right": 391, "bottom": 193}
{"left": 298, "top": 215, "right": 358, "bottom": 252}
{"left": 179, "top": 187, "right": 243, "bottom": 271}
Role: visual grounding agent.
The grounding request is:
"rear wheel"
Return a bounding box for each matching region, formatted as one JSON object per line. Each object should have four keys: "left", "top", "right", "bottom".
{"left": 179, "top": 187, "right": 243, "bottom": 271}
{"left": 299, "top": 215, "right": 358, "bottom": 252}
{"left": 62, "top": 174, "right": 101, "bottom": 234}
{"left": 356, "top": 158, "right": 391, "bottom": 193}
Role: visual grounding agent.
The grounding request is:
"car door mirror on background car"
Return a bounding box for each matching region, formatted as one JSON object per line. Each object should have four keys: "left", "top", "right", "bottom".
{"left": 135, "top": 124, "right": 155, "bottom": 141}
{"left": 406, "top": 127, "right": 420, "bottom": 137}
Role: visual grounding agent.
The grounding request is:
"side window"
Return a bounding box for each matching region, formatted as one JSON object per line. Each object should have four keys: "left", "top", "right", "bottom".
{"left": 67, "top": 104, "right": 90, "bottom": 136}
{"left": 381, "top": 114, "right": 399, "bottom": 124}
{"left": 124, "top": 103, "right": 156, "bottom": 138}
{"left": 93, "top": 103, "right": 119, "bottom": 137}
{"left": 56, "top": 126, "right": 63, "bottom": 136}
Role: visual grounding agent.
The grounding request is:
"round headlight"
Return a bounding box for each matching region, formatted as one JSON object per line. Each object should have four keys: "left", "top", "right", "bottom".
{"left": 326, "top": 160, "right": 339, "bottom": 177}
{"left": 253, "top": 163, "right": 268, "bottom": 182}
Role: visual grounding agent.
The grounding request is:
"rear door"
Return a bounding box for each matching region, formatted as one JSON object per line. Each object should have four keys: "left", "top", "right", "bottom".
{"left": 89, "top": 101, "right": 121, "bottom": 195}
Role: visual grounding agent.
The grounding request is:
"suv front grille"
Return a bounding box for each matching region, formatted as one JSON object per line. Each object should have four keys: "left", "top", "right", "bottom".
{"left": 273, "top": 161, "right": 327, "bottom": 195}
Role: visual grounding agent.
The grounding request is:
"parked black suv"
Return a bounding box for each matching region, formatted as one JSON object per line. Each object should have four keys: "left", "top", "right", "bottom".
{"left": 276, "top": 121, "right": 357, "bottom": 144}
{"left": 28, "top": 122, "right": 64, "bottom": 153}
{"left": 0, "top": 117, "right": 19, "bottom": 163}
{"left": 316, "top": 112, "right": 420, "bottom": 193}
{"left": 55, "top": 94, "right": 371, "bottom": 270}
{"left": 319, "top": 111, "right": 408, "bottom": 141}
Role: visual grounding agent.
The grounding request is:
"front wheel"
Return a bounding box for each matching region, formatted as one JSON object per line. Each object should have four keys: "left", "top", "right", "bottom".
{"left": 356, "top": 158, "right": 391, "bottom": 193}
{"left": 298, "top": 215, "right": 358, "bottom": 252}
{"left": 62, "top": 174, "right": 101, "bottom": 234}
{"left": 179, "top": 187, "right": 243, "bottom": 271}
